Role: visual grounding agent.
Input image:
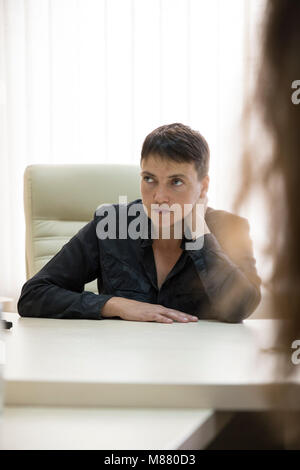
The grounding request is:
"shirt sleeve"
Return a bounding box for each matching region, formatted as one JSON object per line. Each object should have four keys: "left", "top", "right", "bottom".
{"left": 187, "top": 216, "right": 262, "bottom": 323}
{"left": 17, "top": 212, "right": 114, "bottom": 320}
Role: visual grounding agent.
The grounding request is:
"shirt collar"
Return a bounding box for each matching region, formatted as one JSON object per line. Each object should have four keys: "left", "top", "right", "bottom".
{"left": 139, "top": 211, "right": 154, "bottom": 247}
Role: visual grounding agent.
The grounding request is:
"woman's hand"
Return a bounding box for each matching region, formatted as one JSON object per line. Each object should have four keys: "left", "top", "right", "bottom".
{"left": 184, "top": 194, "right": 210, "bottom": 241}
{"left": 101, "top": 297, "right": 199, "bottom": 323}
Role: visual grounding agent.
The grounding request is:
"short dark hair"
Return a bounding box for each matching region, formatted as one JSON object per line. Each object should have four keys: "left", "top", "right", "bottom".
{"left": 140, "top": 123, "right": 210, "bottom": 180}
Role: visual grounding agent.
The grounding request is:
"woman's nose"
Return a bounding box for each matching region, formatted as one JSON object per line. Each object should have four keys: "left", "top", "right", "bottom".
{"left": 153, "top": 185, "right": 170, "bottom": 204}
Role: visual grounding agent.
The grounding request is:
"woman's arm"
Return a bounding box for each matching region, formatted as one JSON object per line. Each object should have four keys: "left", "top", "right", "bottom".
{"left": 17, "top": 214, "right": 114, "bottom": 320}
{"left": 188, "top": 215, "right": 262, "bottom": 323}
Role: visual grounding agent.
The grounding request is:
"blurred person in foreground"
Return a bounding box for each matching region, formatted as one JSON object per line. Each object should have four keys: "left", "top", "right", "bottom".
{"left": 232, "top": 0, "right": 300, "bottom": 449}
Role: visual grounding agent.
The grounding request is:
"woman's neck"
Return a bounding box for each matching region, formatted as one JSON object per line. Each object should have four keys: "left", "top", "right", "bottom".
{"left": 152, "top": 236, "right": 182, "bottom": 252}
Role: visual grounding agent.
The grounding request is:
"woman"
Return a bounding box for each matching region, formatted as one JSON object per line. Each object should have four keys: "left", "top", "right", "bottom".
{"left": 232, "top": 0, "right": 300, "bottom": 448}
{"left": 18, "top": 123, "right": 261, "bottom": 325}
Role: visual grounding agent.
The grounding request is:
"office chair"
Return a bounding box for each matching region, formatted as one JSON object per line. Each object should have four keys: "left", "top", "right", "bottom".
{"left": 23, "top": 164, "right": 141, "bottom": 293}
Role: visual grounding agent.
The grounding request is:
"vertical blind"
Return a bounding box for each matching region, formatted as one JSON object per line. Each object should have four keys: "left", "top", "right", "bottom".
{"left": 0, "top": 0, "right": 265, "bottom": 309}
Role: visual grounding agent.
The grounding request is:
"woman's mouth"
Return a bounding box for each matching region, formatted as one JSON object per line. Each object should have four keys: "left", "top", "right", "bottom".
{"left": 152, "top": 208, "right": 171, "bottom": 214}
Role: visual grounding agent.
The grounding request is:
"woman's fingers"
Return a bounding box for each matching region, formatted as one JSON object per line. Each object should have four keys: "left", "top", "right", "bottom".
{"left": 162, "top": 309, "right": 198, "bottom": 323}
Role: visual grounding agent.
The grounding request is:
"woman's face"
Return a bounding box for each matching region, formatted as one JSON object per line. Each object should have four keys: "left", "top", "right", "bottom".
{"left": 140, "top": 154, "right": 208, "bottom": 232}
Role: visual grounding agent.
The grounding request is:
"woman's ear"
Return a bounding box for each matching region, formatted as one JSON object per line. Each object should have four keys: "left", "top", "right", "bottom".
{"left": 200, "top": 175, "right": 209, "bottom": 198}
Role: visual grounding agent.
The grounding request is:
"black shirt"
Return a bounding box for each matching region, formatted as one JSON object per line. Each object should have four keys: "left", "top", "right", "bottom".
{"left": 17, "top": 198, "right": 262, "bottom": 323}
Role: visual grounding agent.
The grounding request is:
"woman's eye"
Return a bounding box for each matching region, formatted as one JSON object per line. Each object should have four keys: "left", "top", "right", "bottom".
{"left": 173, "top": 179, "right": 183, "bottom": 186}
{"left": 143, "top": 176, "right": 154, "bottom": 183}
{"left": 142, "top": 176, "right": 183, "bottom": 186}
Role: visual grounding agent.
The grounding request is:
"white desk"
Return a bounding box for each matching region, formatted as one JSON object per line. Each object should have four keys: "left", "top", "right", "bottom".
{"left": 2, "top": 312, "right": 299, "bottom": 410}
{"left": 0, "top": 312, "right": 233, "bottom": 449}
{"left": 0, "top": 406, "right": 232, "bottom": 450}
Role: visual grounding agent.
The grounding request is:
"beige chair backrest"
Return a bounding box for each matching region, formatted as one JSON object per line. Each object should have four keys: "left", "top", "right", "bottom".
{"left": 24, "top": 164, "right": 141, "bottom": 293}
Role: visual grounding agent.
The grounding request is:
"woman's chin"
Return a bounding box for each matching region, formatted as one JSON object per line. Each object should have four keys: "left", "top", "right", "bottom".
{"left": 150, "top": 216, "right": 184, "bottom": 233}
